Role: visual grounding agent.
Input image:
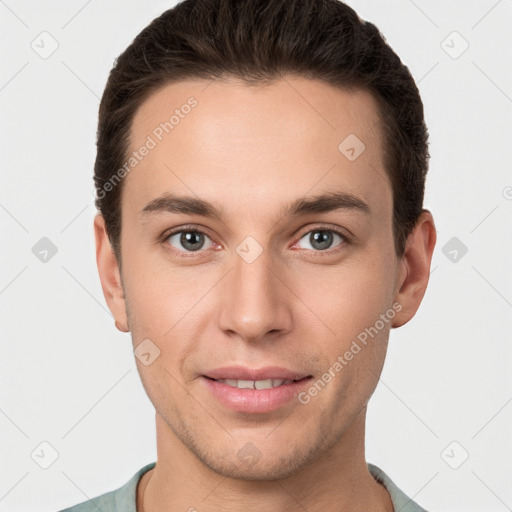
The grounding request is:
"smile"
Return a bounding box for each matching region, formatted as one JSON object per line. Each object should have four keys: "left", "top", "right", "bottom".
{"left": 214, "top": 378, "right": 295, "bottom": 389}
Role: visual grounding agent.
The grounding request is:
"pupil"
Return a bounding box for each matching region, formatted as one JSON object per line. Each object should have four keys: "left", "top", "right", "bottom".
{"left": 311, "top": 230, "right": 332, "bottom": 250}
{"left": 181, "top": 231, "right": 203, "bottom": 251}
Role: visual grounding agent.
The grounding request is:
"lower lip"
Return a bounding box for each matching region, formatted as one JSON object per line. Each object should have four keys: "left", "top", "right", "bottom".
{"left": 202, "top": 376, "right": 312, "bottom": 414}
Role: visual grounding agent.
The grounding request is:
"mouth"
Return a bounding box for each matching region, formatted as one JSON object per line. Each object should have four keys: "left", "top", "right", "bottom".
{"left": 204, "top": 376, "right": 308, "bottom": 389}
{"left": 201, "top": 367, "right": 313, "bottom": 414}
{"left": 203, "top": 365, "right": 311, "bottom": 382}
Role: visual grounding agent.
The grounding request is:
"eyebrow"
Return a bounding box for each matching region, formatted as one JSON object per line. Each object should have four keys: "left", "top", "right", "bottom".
{"left": 139, "top": 191, "right": 370, "bottom": 221}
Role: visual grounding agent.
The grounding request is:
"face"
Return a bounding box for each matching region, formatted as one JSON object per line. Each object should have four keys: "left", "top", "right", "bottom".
{"left": 96, "top": 76, "right": 426, "bottom": 480}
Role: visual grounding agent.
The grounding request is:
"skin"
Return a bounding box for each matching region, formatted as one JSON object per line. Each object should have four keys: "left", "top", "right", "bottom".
{"left": 94, "top": 76, "right": 436, "bottom": 511}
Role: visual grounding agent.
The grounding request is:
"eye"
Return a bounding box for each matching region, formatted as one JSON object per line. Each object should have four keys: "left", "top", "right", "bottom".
{"left": 294, "top": 228, "right": 348, "bottom": 252}
{"left": 165, "top": 228, "right": 214, "bottom": 254}
{"left": 160, "top": 225, "right": 350, "bottom": 258}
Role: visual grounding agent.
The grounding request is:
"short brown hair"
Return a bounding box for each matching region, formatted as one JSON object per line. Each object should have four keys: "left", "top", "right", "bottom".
{"left": 94, "top": 0, "right": 430, "bottom": 265}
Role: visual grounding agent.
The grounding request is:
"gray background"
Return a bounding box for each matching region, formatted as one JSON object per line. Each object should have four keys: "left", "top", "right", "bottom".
{"left": 1, "top": 1, "right": 511, "bottom": 510}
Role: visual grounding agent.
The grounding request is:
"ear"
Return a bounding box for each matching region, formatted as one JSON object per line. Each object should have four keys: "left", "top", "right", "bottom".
{"left": 94, "top": 213, "right": 129, "bottom": 332}
{"left": 391, "top": 210, "right": 437, "bottom": 328}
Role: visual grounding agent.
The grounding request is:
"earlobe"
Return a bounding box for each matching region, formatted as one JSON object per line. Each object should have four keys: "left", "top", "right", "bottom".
{"left": 115, "top": 320, "right": 130, "bottom": 333}
{"left": 94, "top": 213, "right": 130, "bottom": 332}
{"left": 391, "top": 210, "right": 437, "bottom": 328}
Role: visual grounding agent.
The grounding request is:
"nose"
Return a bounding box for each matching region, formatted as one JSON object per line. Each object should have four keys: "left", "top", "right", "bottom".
{"left": 217, "top": 246, "right": 293, "bottom": 344}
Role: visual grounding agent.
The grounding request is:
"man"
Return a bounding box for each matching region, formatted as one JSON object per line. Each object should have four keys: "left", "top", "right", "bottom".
{"left": 60, "top": 0, "right": 436, "bottom": 510}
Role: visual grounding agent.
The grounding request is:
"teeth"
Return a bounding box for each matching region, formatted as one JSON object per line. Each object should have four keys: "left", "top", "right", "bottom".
{"left": 255, "top": 379, "right": 277, "bottom": 390}
{"left": 216, "top": 378, "right": 292, "bottom": 389}
{"left": 237, "top": 379, "right": 254, "bottom": 389}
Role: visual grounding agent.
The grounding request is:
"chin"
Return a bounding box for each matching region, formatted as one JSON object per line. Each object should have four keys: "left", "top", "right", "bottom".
{"left": 189, "top": 436, "right": 328, "bottom": 482}
{"left": 202, "top": 451, "right": 307, "bottom": 481}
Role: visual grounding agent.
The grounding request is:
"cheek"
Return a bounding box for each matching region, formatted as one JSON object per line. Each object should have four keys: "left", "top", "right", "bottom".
{"left": 292, "top": 257, "right": 395, "bottom": 343}
{"left": 121, "top": 242, "right": 199, "bottom": 335}
{"left": 290, "top": 254, "right": 395, "bottom": 406}
{"left": 123, "top": 228, "right": 396, "bottom": 348}
{"left": 124, "top": 276, "right": 170, "bottom": 339}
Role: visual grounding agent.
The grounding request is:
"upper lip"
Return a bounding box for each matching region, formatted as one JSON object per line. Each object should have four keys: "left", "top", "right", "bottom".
{"left": 204, "top": 366, "right": 311, "bottom": 381}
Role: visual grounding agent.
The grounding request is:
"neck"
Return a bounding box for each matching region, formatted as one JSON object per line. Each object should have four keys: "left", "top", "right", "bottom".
{"left": 138, "top": 408, "right": 393, "bottom": 512}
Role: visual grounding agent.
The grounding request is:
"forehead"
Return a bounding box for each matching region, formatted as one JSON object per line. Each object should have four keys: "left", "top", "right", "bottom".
{"left": 124, "top": 76, "right": 390, "bottom": 220}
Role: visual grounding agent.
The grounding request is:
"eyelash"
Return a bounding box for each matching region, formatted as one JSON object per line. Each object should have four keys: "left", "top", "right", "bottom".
{"left": 160, "top": 224, "right": 352, "bottom": 259}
